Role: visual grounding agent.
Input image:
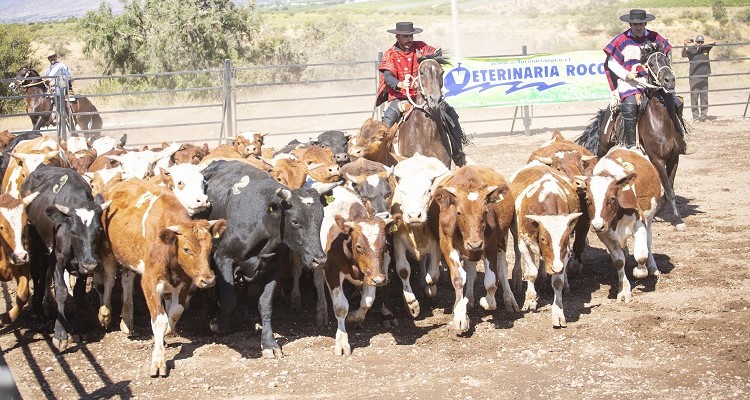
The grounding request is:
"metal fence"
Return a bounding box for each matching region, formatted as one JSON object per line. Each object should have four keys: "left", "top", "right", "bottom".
{"left": 2, "top": 42, "right": 749, "bottom": 148}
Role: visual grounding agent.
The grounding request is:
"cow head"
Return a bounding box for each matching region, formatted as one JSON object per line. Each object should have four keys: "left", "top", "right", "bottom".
{"left": 347, "top": 119, "right": 398, "bottom": 162}
{"left": 67, "top": 149, "right": 97, "bottom": 174}
{"left": 341, "top": 158, "right": 394, "bottom": 217}
{"left": 525, "top": 213, "right": 582, "bottom": 274}
{"left": 316, "top": 130, "right": 351, "bottom": 165}
{"left": 162, "top": 219, "right": 226, "bottom": 289}
{"left": 294, "top": 146, "right": 340, "bottom": 183}
{"left": 45, "top": 199, "right": 112, "bottom": 274}
{"left": 83, "top": 167, "right": 124, "bottom": 197}
{"left": 269, "top": 155, "right": 307, "bottom": 189}
{"left": 172, "top": 143, "right": 210, "bottom": 165}
{"left": 393, "top": 154, "right": 448, "bottom": 224}
{"left": 535, "top": 152, "right": 597, "bottom": 181}
{"left": 159, "top": 164, "right": 210, "bottom": 216}
{"left": 0, "top": 192, "right": 39, "bottom": 264}
{"left": 336, "top": 214, "right": 395, "bottom": 286}
{"left": 586, "top": 172, "right": 638, "bottom": 233}
{"left": 273, "top": 187, "right": 327, "bottom": 268}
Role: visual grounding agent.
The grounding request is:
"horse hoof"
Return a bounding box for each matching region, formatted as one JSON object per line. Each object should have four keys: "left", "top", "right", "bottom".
{"left": 674, "top": 223, "right": 687, "bottom": 231}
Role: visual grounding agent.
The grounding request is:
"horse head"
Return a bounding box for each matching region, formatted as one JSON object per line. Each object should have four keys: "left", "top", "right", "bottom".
{"left": 415, "top": 52, "right": 448, "bottom": 112}
{"left": 641, "top": 42, "right": 675, "bottom": 91}
{"left": 9, "top": 66, "right": 45, "bottom": 92}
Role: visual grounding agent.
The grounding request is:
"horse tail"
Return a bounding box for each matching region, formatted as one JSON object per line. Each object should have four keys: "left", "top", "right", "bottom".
{"left": 576, "top": 109, "right": 607, "bottom": 155}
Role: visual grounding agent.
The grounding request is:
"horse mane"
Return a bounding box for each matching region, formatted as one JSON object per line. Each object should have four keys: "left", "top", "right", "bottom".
{"left": 418, "top": 49, "right": 451, "bottom": 66}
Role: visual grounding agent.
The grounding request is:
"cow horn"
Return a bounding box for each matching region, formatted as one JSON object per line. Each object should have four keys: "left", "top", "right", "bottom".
{"left": 166, "top": 225, "right": 180, "bottom": 233}
{"left": 442, "top": 186, "right": 457, "bottom": 195}
{"left": 22, "top": 191, "right": 40, "bottom": 206}
{"left": 568, "top": 212, "right": 583, "bottom": 222}
{"left": 307, "top": 162, "right": 324, "bottom": 171}
{"left": 275, "top": 187, "right": 293, "bottom": 201}
{"left": 54, "top": 204, "right": 70, "bottom": 215}
{"left": 312, "top": 180, "right": 341, "bottom": 194}
{"left": 99, "top": 200, "right": 113, "bottom": 211}
{"left": 581, "top": 155, "right": 597, "bottom": 162}
{"left": 535, "top": 156, "right": 554, "bottom": 165}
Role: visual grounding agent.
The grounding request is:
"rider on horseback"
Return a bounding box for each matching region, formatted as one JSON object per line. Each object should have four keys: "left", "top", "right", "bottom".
{"left": 604, "top": 9, "right": 685, "bottom": 152}
{"left": 376, "top": 22, "right": 466, "bottom": 166}
{"left": 45, "top": 51, "right": 74, "bottom": 97}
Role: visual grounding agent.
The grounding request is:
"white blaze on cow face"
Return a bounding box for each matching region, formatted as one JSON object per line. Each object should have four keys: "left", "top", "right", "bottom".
{"left": 588, "top": 175, "right": 614, "bottom": 231}
{"left": 76, "top": 208, "right": 96, "bottom": 227}
{"left": 163, "top": 164, "right": 209, "bottom": 216}
{"left": 526, "top": 213, "right": 581, "bottom": 274}
{"left": 359, "top": 221, "right": 381, "bottom": 255}
{"left": 299, "top": 196, "right": 314, "bottom": 205}
{"left": 396, "top": 175, "right": 432, "bottom": 224}
{"left": 467, "top": 191, "right": 480, "bottom": 201}
{"left": 365, "top": 174, "right": 380, "bottom": 188}
{"left": 0, "top": 203, "right": 27, "bottom": 255}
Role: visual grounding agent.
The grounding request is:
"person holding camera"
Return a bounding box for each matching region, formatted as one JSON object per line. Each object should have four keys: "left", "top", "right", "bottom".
{"left": 682, "top": 35, "right": 715, "bottom": 122}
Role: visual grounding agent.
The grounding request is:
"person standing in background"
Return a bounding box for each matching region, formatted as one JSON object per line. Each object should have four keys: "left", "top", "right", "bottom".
{"left": 682, "top": 35, "right": 715, "bottom": 121}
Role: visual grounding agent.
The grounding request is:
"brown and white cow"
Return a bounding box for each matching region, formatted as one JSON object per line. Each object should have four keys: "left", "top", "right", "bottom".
{"left": 528, "top": 131, "right": 597, "bottom": 276}
{"left": 170, "top": 143, "right": 210, "bottom": 165}
{"left": 292, "top": 145, "right": 341, "bottom": 184}
{"left": 0, "top": 192, "right": 39, "bottom": 325}
{"left": 509, "top": 162, "right": 582, "bottom": 327}
{"left": 582, "top": 146, "right": 662, "bottom": 302}
{"left": 390, "top": 154, "right": 448, "bottom": 317}
{"left": 155, "top": 164, "right": 210, "bottom": 216}
{"left": 432, "top": 166, "right": 518, "bottom": 332}
{"left": 321, "top": 185, "right": 394, "bottom": 355}
{"left": 99, "top": 179, "right": 226, "bottom": 377}
{"left": 2, "top": 134, "right": 61, "bottom": 196}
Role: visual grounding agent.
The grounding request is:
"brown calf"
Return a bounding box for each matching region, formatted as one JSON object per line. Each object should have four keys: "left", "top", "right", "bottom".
{"left": 347, "top": 118, "right": 399, "bottom": 166}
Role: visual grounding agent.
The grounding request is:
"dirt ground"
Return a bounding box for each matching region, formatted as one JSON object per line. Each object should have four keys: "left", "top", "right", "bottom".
{"left": 0, "top": 111, "right": 749, "bottom": 399}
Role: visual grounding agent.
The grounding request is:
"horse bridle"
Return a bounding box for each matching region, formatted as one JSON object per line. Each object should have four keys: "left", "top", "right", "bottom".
{"left": 643, "top": 51, "right": 674, "bottom": 92}
{"left": 404, "top": 59, "right": 442, "bottom": 111}
{"left": 11, "top": 69, "right": 46, "bottom": 90}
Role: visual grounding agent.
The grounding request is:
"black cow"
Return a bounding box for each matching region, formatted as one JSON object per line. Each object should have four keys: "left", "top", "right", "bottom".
{"left": 316, "top": 130, "right": 350, "bottom": 165}
{"left": 22, "top": 165, "right": 110, "bottom": 350}
{"left": 202, "top": 160, "right": 328, "bottom": 358}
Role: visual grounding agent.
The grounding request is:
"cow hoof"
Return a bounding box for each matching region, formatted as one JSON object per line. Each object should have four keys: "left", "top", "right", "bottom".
{"left": 504, "top": 296, "right": 520, "bottom": 313}
{"left": 552, "top": 311, "right": 567, "bottom": 328}
{"left": 334, "top": 343, "right": 351, "bottom": 356}
{"left": 315, "top": 310, "right": 328, "bottom": 327}
{"left": 120, "top": 319, "right": 131, "bottom": 336}
{"left": 632, "top": 266, "right": 648, "bottom": 279}
{"left": 479, "top": 296, "right": 496, "bottom": 311}
{"left": 289, "top": 294, "right": 302, "bottom": 312}
{"left": 674, "top": 223, "right": 687, "bottom": 232}
{"left": 149, "top": 361, "right": 168, "bottom": 377}
{"left": 98, "top": 306, "right": 111, "bottom": 328}
{"left": 261, "top": 348, "right": 283, "bottom": 359}
{"left": 424, "top": 284, "right": 438, "bottom": 297}
{"left": 522, "top": 299, "right": 537, "bottom": 312}
{"left": 451, "top": 315, "right": 470, "bottom": 333}
{"left": 209, "top": 318, "right": 228, "bottom": 334}
{"left": 405, "top": 299, "right": 420, "bottom": 318}
{"left": 382, "top": 318, "right": 399, "bottom": 328}
{"left": 617, "top": 291, "right": 632, "bottom": 303}
{"left": 52, "top": 337, "right": 68, "bottom": 351}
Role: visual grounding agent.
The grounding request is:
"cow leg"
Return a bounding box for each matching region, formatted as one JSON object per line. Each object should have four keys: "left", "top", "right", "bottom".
{"left": 631, "top": 220, "right": 653, "bottom": 280}
{"left": 120, "top": 269, "right": 136, "bottom": 336}
{"left": 444, "top": 246, "right": 469, "bottom": 333}
{"left": 464, "top": 260, "right": 477, "bottom": 309}
{"left": 480, "top": 254, "right": 498, "bottom": 311}
{"left": 142, "top": 279, "right": 169, "bottom": 377}
{"left": 258, "top": 276, "right": 282, "bottom": 359}
{"left": 394, "top": 239, "right": 419, "bottom": 317}
{"left": 289, "top": 254, "right": 304, "bottom": 312}
{"left": 346, "top": 284, "right": 376, "bottom": 323}
{"left": 550, "top": 273, "right": 566, "bottom": 328}
{"left": 166, "top": 283, "right": 186, "bottom": 337}
{"left": 517, "top": 239, "right": 539, "bottom": 311}
{"left": 313, "top": 268, "right": 328, "bottom": 326}
{"left": 52, "top": 263, "right": 70, "bottom": 351}
{"left": 326, "top": 270, "right": 350, "bottom": 355}
{"left": 569, "top": 208, "right": 589, "bottom": 276}
{"left": 424, "top": 243, "right": 441, "bottom": 297}
{"left": 210, "top": 256, "right": 236, "bottom": 334}
{"left": 510, "top": 223, "right": 524, "bottom": 295}
{"left": 646, "top": 220, "right": 658, "bottom": 276}
{"left": 492, "top": 250, "right": 519, "bottom": 313}
{"left": 94, "top": 249, "right": 118, "bottom": 329}
{"left": 598, "top": 233, "right": 631, "bottom": 302}
{"left": 70, "top": 273, "right": 88, "bottom": 342}
{"left": 2, "top": 265, "right": 28, "bottom": 325}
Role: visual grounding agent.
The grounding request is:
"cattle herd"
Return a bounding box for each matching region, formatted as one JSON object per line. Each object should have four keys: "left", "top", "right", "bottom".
{"left": 0, "top": 118, "right": 665, "bottom": 377}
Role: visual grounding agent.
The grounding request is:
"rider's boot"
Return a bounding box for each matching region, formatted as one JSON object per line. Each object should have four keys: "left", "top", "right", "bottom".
{"left": 445, "top": 105, "right": 466, "bottom": 166}
{"left": 382, "top": 102, "right": 401, "bottom": 129}
{"left": 621, "top": 101, "right": 638, "bottom": 149}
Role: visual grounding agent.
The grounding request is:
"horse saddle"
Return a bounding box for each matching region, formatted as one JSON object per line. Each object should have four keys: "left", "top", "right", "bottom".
{"left": 397, "top": 100, "right": 415, "bottom": 121}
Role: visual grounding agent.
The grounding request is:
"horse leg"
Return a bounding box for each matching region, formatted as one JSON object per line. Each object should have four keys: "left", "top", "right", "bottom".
{"left": 654, "top": 159, "right": 685, "bottom": 231}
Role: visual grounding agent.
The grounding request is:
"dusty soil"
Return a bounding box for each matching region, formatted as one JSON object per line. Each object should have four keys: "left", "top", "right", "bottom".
{"left": 1, "top": 113, "right": 749, "bottom": 399}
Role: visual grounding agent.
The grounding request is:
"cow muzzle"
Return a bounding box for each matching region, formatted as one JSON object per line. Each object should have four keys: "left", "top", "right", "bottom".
{"left": 465, "top": 240, "right": 484, "bottom": 251}
{"left": 309, "top": 255, "right": 327, "bottom": 269}
{"left": 590, "top": 218, "right": 605, "bottom": 232}
{"left": 11, "top": 250, "right": 29, "bottom": 265}
{"left": 194, "top": 274, "right": 216, "bottom": 289}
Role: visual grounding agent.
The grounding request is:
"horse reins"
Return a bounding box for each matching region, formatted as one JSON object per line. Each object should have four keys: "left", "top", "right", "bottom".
{"left": 643, "top": 51, "right": 674, "bottom": 92}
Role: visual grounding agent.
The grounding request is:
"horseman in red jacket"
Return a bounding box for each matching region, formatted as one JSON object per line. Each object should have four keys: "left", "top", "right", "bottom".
{"left": 376, "top": 22, "right": 466, "bottom": 166}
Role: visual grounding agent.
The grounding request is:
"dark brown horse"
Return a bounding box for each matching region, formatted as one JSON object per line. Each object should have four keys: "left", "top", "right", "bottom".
{"left": 577, "top": 42, "right": 688, "bottom": 230}
{"left": 394, "top": 55, "right": 455, "bottom": 168}
{"left": 9, "top": 66, "right": 102, "bottom": 137}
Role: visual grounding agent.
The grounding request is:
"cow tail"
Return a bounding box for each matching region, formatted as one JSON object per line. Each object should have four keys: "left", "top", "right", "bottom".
{"left": 576, "top": 109, "right": 607, "bottom": 155}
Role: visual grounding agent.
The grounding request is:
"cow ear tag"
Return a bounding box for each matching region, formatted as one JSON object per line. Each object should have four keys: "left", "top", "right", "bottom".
{"left": 52, "top": 174, "right": 69, "bottom": 194}
{"left": 324, "top": 194, "right": 335, "bottom": 205}
{"left": 390, "top": 224, "right": 398, "bottom": 233}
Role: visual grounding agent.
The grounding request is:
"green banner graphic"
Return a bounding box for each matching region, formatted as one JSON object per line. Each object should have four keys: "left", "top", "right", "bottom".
{"left": 444, "top": 51, "right": 611, "bottom": 108}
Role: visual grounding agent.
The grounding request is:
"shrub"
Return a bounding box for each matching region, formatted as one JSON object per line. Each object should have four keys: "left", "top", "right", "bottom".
{"left": 712, "top": 0, "right": 727, "bottom": 21}
{"left": 736, "top": 8, "right": 750, "bottom": 24}
{"left": 0, "top": 24, "right": 36, "bottom": 114}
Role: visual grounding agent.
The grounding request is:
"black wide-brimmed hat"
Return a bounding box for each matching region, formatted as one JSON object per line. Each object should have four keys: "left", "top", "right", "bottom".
{"left": 387, "top": 22, "right": 423, "bottom": 35}
{"left": 619, "top": 9, "right": 655, "bottom": 23}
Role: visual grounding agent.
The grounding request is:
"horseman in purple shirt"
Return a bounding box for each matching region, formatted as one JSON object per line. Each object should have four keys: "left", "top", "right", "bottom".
{"left": 604, "top": 9, "right": 673, "bottom": 149}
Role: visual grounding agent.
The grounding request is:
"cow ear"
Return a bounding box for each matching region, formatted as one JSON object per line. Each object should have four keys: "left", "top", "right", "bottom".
{"left": 488, "top": 184, "right": 510, "bottom": 203}
{"left": 158, "top": 228, "right": 177, "bottom": 245}
{"left": 45, "top": 205, "right": 69, "bottom": 224}
{"left": 334, "top": 215, "right": 351, "bottom": 233}
{"left": 209, "top": 219, "right": 228, "bottom": 238}
{"left": 433, "top": 187, "right": 454, "bottom": 209}
{"left": 616, "top": 173, "right": 638, "bottom": 209}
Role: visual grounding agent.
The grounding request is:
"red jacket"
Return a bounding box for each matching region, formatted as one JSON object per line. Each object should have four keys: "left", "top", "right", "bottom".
{"left": 376, "top": 41, "right": 437, "bottom": 107}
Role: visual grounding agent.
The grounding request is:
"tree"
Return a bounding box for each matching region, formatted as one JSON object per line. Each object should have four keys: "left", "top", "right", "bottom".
{"left": 712, "top": 0, "right": 727, "bottom": 22}
{"left": 78, "top": 0, "right": 305, "bottom": 87}
{"left": 0, "top": 25, "right": 36, "bottom": 114}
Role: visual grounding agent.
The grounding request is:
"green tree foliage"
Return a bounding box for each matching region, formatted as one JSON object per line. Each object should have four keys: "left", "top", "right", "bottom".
{"left": 78, "top": 0, "right": 306, "bottom": 90}
{"left": 0, "top": 25, "right": 36, "bottom": 114}
{"left": 712, "top": 0, "right": 727, "bottom": 22}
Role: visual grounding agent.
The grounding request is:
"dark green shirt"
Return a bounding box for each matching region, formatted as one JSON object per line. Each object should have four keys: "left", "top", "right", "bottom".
{"left": 684, "top": 44, "right": 714, "bottom": 77}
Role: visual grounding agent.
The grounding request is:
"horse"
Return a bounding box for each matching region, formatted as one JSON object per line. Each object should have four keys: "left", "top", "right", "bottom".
{"left": 577, "top": 42, "right": 688, "bottom": 230}
{"left": 9, "top": 66, "right": 103, "bottom": 139}
{"left": 393, "top": 54, "right": 458, "bottom": 168}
